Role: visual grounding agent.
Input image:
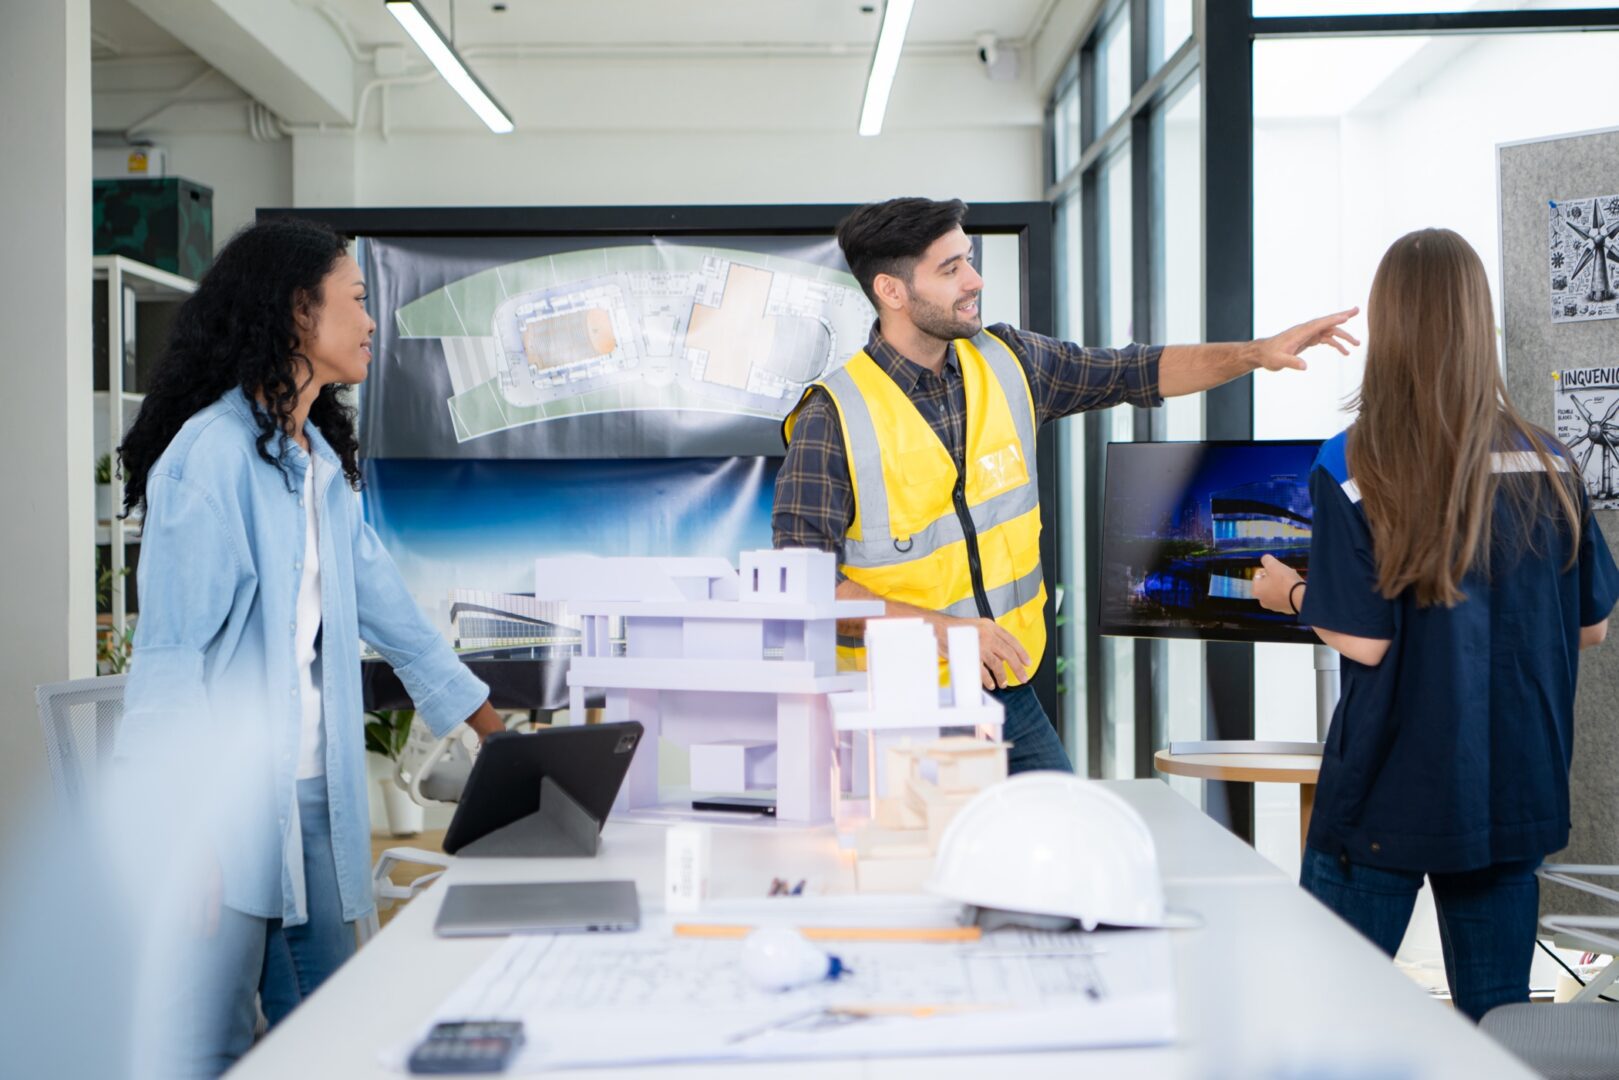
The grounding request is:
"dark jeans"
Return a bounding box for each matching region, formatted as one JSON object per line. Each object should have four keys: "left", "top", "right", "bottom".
{"left": 991, "top": 683, "right": 1074, "bottom": 774}
{"left": 1299, "top": 845, "right": 1541, "bottom": 1022}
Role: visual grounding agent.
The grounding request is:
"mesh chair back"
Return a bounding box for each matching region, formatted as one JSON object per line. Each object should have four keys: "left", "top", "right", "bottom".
{"left": 35, "top": 675, "right": 128, "bottom": 804}
{"left": 1480, "top": 1002, "right": 1619, "bottom": 1080}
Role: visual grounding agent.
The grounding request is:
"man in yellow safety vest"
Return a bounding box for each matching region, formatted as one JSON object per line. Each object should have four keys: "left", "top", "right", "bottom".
{"left": 776, "top": 197, "right": 1356, "bottom": 773}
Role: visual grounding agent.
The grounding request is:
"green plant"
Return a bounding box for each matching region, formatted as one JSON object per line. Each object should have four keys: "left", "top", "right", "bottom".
{"left": 364, "top": 709, "right": 417, "bottom": 761}
{"left": 97, "top": 623, "right": 135, "bottom": 675}
{"left": 95, "top": 453, "right": 113, "bottom": 485}
{"left": 96, "top": 561, "right": 130, "bottom": 610}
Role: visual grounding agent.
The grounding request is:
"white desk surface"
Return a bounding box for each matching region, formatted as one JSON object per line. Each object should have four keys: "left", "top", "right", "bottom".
{"left": 227, "top": 780, "right": 1532, "bottom": 1079}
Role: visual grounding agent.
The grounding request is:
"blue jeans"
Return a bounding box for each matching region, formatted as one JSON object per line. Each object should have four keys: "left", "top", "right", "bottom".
{"left": 1299, "top": 845, "right": 1540, "bottom": 1022}
{"left": 187, "top": 777, "right": 357, "bottom": 1077}
{"left": 991, "top": 683, "right": 1074, "bottom": 774}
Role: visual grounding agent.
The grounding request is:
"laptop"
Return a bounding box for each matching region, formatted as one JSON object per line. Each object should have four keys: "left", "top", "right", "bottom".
{"left": 433, "top": 880, "right": 641, "bottom": 938}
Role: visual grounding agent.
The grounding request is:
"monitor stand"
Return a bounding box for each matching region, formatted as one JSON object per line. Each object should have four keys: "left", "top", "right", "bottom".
{"left": 455, "top": 775, "right": 603, "bottom": 858}
{"left": 1167, "top": 644, "right": 1338, "bottom": 756}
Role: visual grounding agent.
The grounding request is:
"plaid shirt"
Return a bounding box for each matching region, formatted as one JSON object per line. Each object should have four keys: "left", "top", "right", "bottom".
{"left": 772, "top": 322, "right": 1162, "bottom": 556}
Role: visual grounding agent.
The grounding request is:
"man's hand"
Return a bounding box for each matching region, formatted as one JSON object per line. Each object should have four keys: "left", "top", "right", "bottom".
{"left": 1247, "top": 307, "right": 1360, "bottom": 372}
{"left": 1253, "top": 554, "right": 1304, "bottom": 615}
{"left": 934, "top": 616, "right": 1030, "bottom": 690}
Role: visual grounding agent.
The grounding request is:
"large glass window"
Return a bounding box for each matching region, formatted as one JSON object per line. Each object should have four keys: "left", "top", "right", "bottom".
{"left": 1153, "top": 80, "right": 1201, "bottom": 351}
{"left": 1151, "top": 76, "right": 1204, "bottom": 802}
{"left": 1101, "top": 405, "right": 1137, "bottom": 779}
{"left": 1100, "top": 146, "right": 1133, "bottom": 346}
{"left": 1098, "top": 143, "right": 1136, "bottom": 778}
{"left": 1249, "top": 23, "right": 1619, "bottom": 871}
{"left": 1054, "top": 191, "right": 1086, "bottom": 765}
{"left": 1244, "top": 10, "right": 1619, "bottom": 1001}
{"left": 1053, "top": 69, "right": 1081, "bottom": 182}
{"left": 1045, "top": 0, "right": 1203, "bottom": 781}
{"left": 1056, "top": 195, "right": 1083, "bottom": 343}
{"left": 1150, "top": 0, "right": 1195, "bottom": 71}
{"left": 1254, "top": 0, "right": 1616, "bottom": 14}
{"left": 1096, "top": 8, "right": 1133, "bottom": 133}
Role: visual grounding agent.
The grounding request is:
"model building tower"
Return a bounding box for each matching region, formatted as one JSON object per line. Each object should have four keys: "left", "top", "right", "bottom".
{"left": 825, "top": 618, "right": 1010, "bottom": 892}
{"left": 536, "top": 549, "right": 882, "bottom": 824}
{"left": 828, "top": 618, "right": 1006, "bottom": 801}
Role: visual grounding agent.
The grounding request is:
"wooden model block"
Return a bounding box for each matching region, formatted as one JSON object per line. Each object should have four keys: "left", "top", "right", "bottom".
{"left": 854, "top": 853, "right": 934, "bottom": 893}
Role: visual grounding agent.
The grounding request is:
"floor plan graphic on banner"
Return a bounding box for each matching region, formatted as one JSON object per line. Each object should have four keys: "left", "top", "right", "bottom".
{"left": 1554, "top": 365, "right": 1619, "bottom": 508}
{"left": 389, "top": 242, "right": 873, "bottom": 447}
{"left": 1548, "top": 195, "right": 1619, "bottom": 324}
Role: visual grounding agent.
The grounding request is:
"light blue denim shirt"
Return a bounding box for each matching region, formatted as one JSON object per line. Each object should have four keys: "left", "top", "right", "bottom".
{"left": 118, "top": 389, "right": 488, "bottom": 925}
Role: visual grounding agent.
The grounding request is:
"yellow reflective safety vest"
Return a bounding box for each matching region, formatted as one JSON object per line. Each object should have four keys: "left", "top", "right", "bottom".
{"left": 782, "top": 330, "right": 1046, "bottom": 685}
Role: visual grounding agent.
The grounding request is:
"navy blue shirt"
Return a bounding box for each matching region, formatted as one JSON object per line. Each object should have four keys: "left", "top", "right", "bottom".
{"left": 1302, "top": 429, "right": 1619, "bottom": 873}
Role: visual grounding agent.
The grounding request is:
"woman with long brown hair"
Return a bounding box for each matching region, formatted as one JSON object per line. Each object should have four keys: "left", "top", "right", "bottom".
{"left": 1255, "top": 227, "right": 1618, "bottom": 1021}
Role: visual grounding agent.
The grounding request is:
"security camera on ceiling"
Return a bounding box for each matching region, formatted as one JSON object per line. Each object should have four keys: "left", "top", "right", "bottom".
{"left": 974, "top": 32, "right": 1021, "bottom": 82}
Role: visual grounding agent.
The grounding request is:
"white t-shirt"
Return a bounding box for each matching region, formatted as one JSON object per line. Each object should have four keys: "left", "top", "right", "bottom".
{"left": 294, "top": 460, "right": 325, "bottom": 779}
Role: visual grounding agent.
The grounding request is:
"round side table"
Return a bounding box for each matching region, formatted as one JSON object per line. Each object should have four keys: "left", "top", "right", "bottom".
{"left": 1153, "top": 749, "right": 1322, "bottom": 857}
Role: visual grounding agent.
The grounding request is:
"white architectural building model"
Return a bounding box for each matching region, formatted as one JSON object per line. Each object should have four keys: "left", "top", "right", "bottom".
{"left": 536, "top": 548, "right": 882, "bottom": 823}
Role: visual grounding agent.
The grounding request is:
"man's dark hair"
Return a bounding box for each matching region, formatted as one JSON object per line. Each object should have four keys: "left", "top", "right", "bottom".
{"left": 836, "top": 197, "right": 969, "bottom": 307}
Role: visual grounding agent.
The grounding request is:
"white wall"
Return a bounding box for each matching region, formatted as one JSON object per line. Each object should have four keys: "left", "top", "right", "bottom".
{"left": 356, "top": 126, "right": 1040, "bottom": 207}
{"left": 3, "top": 0, "right": 95, "bottom": 822}
{"left": 91, "top": 61, "right": 294, "bottom": 250}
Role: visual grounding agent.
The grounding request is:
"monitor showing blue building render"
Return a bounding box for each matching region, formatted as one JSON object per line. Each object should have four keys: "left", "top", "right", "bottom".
{"left": 1098, "top": 440, "right": 1323, "bottom": 644}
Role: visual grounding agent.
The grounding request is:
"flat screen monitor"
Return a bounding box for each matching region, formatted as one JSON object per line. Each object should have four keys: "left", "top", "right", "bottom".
{"left": 1098, "top": 440, "right": 1323, "bottom": 645}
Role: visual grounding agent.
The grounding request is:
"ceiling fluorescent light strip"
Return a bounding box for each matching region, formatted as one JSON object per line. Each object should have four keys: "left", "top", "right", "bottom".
{"left": 858, "top": 0, "right": 915, "bottom": 137}
{"left": 384, "top": 0, "right": 514, "bottom": 133}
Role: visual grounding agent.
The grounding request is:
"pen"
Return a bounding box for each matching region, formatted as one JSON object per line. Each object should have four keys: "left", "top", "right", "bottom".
{"left": 725, "top": 1003, "right": 999, "bottom": 1044}
{"left": 673, "top": 923, "right": 982, "bottom": 943}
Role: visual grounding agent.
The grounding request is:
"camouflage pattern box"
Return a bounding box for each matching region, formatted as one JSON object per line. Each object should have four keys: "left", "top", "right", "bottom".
{"left": 92, "top": 178, "right": 213, "bottom": 280}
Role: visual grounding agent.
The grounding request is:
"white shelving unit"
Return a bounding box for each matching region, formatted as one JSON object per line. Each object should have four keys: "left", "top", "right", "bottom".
{"left": 94, "top": 255, "right": 195, "bottom": 640}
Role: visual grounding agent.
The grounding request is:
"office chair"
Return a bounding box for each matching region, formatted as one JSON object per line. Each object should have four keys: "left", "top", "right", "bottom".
{"left": 361, "top": 722, "right": 485, "bottom": 944}
{"left": 1480, "top": 865, "right": 1619, "bottom": 1080}
{"left": 33, "top": 674, "right": 459, "bottom": 946}
{"left": 35, "top": 674, "right": 128, "bottom": 804}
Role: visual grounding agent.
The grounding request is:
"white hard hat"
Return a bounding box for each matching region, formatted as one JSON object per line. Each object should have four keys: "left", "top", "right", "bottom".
{"left": 925, "top": 773, "right": 1167, "bottom": 931}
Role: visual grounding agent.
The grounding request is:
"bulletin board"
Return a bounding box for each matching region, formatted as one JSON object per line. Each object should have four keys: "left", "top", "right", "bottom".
{"left": 1499, "top": 126, "right": 1619, "bottom": 922}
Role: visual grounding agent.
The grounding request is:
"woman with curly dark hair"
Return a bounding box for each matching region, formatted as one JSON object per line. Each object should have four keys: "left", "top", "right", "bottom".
{"left": 115, "top": 218, "right": 504, "bottom": 1075}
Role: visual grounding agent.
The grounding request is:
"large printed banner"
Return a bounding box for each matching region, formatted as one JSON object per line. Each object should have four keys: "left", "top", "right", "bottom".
{"left": 354, "top": 233, "right": 854, "bottom": 639}
{"left": 359, "top": 235, "right": 874, "bottom": 459}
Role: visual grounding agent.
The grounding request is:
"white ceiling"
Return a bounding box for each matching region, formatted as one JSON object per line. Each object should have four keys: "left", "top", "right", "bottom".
{"left": 89, "top": 0, "right": 1061, "bottom": 60}
{"left": 89, "top": 0, "right": 188, "bottom": 58}
{"left": 330, "top": 0, "right": 1056, "bottom": 49}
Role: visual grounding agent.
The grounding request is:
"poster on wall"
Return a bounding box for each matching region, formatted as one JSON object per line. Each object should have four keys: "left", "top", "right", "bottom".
{"left": 1553, "top": 364, "right": 1619, "bottom": 509}
{"left": 1548, "top": 195, "right": 1619, "bottom": 324}
{"left": 360, "top": 235, "right": 876, "bottom": 459}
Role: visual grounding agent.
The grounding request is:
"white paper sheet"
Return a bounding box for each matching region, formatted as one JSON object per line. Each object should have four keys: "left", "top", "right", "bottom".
{"left": 393, "top": 897, "right": 1176, "bottom": 1071}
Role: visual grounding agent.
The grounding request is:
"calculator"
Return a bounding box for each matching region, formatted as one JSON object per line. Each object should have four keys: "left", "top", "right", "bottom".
{"left": 406, "top": 1020, "right": 525, "bottom": 1074}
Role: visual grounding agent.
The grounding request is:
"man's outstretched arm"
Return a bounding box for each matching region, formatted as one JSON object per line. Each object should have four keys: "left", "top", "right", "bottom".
{"left": 1158, "top": 307, "right": 1360, "bottom": 397}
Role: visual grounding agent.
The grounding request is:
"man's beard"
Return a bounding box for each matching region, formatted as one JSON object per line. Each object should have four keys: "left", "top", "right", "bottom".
{"left": 907, "top": 288, "right": 982, "bottom": 342}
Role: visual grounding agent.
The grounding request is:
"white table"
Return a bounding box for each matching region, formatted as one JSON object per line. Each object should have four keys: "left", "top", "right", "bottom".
{"left": 228, "top": 780, "right": 1533, "bottom": 1079}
